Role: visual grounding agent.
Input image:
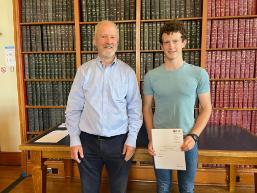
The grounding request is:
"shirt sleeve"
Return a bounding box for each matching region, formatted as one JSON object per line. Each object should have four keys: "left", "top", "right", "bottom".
{"left": 197, "top": 68, "right": 210, "bottom": 94}
{"left": 125, "top": 70, "right": 143, "bottom": 147}
{"left": 143, "top": 72, "right": 154, "bottom": 96}
{"left": 65, "top": 67, "right": 85, "bottom": 147}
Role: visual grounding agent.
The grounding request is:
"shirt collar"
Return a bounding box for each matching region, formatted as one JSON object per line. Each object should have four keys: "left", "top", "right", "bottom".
{"left": 96, "top": 56, "right": 117, "bottom": 69}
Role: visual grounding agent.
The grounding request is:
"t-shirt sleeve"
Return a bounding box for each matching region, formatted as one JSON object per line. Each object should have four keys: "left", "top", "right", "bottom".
{"left": 197, "top": 69, "right": 210, "bottom": 94}
{"left": 143, "top": 72, "right": 154, "bottom": 96}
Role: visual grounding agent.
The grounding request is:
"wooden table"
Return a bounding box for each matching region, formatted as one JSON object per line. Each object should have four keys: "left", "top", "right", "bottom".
{"left": 20, "top": 125, "right": 257, "bottom": 193}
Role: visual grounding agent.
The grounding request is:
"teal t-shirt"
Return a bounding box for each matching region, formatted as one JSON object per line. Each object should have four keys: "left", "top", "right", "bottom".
{"left": 143, "top": 62, "right": 210, "bottom": 134}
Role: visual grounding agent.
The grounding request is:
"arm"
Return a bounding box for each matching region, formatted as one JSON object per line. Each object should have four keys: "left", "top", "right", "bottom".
{"left": 65, "top": 67, "right": 85, "bottom": 162}
{"left": 143, "top": 95, "right": 155, "bottom": 156}
{"left": 123, "top": 71, "right": 143, "bottom": 161}
{"left": 181, "top": 92, "right": 212, "bottom": 151}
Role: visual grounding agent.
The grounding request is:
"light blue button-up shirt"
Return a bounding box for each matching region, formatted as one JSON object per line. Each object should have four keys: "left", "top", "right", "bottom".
{"left": 65, "top": 57, "right": 143, "bottom": 147}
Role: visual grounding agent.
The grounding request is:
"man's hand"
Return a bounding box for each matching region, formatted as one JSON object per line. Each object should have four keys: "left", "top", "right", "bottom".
{"left": 122, "top": 144, "right": 135, "bottom": 161}
{"left": 70, "top": 145, "right": 84, "bottom": 163}
{"left": 147, "top": 141, "right": 156, "bottom": 156}
{"left": 180, "top": 136, "right": 195, "bottom": 152}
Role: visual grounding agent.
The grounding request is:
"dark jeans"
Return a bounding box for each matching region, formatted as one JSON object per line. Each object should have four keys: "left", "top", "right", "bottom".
{"left": 78, "top": 132, "right": 131, "bottom": 193}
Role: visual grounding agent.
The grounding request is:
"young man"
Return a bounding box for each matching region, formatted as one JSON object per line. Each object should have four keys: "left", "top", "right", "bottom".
{"left": 143, "top": 21, "right": 212, "bottom": 193}
{"left": 65, "top": 20, "right": 143, "bottom": 193}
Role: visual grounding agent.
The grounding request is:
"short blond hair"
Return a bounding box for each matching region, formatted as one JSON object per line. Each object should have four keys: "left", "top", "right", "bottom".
{"left": 94, "top": 20, "right": 119, "bottom": 38}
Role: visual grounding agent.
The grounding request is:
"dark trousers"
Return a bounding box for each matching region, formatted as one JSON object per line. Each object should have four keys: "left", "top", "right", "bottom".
{"left": 78, "top": 132, "right": 131, "bottom": 193}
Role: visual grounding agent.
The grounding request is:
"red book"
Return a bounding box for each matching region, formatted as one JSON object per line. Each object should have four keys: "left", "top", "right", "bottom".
{"left": 211, "top": 20, "right": 218, "bottom": 48}
{"left": 220, "top": 51, "right": 226, "bottom": 78}
{"left": 248, "top": 81, "right": 254, "bottom": 108}
{"left": 230, "top": 51, "right": 236, "bottom": 78}
{"left": 215, "top": 0, "right": 221, "bottom": 16}
{"left": 253, "top": 0, "right": 257, "bottom": 15}
{"left": 219, "top": 81, "right": 225, "bottom": 107}
{"left": 206, "top": 21, "right": 212, "bottom": 48}
{"left": 238, "top": 81, "right": 244, "bottom": 108}
{"left": 211, "top": 81, "right": 216, "bottom": 107}
{"left": 240, "top": 50, "right": 246, "bottom": 78}
{"left": 252, "top": 18, "right": 257, "bottom": 47}
{"left": 225, "top": 51, "right": 231, "bottom": 78}
{"left": 247, "top": 111, "right": 252, "bottom": 132}
{"left": 238, "top": 19, "right": 245, "bottom": 48}
{"left": 244, "top": 50, "right": 250, "bottom": 78}
{"left": 207, "top": 0, "right": 212, "bottom": 17}
{"left": 211, "top": 0, "right": 216, "bottom": 17}
{"left": 236, "top": 111, "right": 243, "bottom": 127}
{"left": 247, "top": 0, "right": 253, "bottom": 15}
{"left": 243, "top": 81, "right": 249, "bottom": 108}
{"left": 253, "top": 81, "right": 257, "bottom": 108}
{"left": 226, "top": 110, "right": 232, "bottom": 125}
{"left": 229, "top": 81, "right": 235, "bottom": 107}
{"left": 223, "top": 20, "right": 229, "bottom": 48}
{"left": 242, "top": 111, "right": 249, "bottom": 130}
{"left": 232, "top": 19, "right": 238, "bottom": 48}
{"left": 234, "top": 81, "right": 240, "bottom": 108}
{"left": 249, "top": 19, "right": 253, "bottom": 47}
{"left": 231, "top": 110, "right": 237, "bottom": 126}
{"left": 243, "top": 0, "right": 248, "bottom": 15}
{"left": 249, "top": 51, "right": 255, "bottom": 78}
{"left": 215, "top": 81, "right": 221, "bottom": 108}
{"left": 223, "top": 81, "right": 230, "bottom": 108}
{"left": 220, "top": 110, "right": 226, "bottom": 126}
{"left": 210, "top": 51, "right": 216, "bottom": 79}
{"left": 251, "top": 111, "right": 256, "bottom": 134}
{"left": 225, "top": 0, "right": 230, "bottom": 16}
{"left": 220, "top": 0, "right": 225, "bottom": 16}
{"left": 229, "top": 0, "right": 235, "bottom": 16}
{"left": 234, "top": 0, "right": 239, "bottom": 16}
{"left": 235, "top": 50, "right": 241, "bottom": 78}
{"left": 238, "top": 0, "right": 244, "bottom": 15}
{"left": 244, "top": 19, "right": 250, "bottom": 47}
{"left": 217, "top": 20, "right": 224, "bottom": 48}
{"left": 228, "top": 20, "right": 234, "bottom": 48}
{"left": 215, "top": 51, "right": 221, "bottom": 78}
{"left": 206, "top": 51, "right": 212, "bottom": 76}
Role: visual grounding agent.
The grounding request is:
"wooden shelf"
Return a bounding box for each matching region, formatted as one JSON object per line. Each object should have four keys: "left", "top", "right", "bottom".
{"left": 25, "top": 79, "right": 74, "bottom": 82}
{"left": 20, "top": 21, "right": 75, "bottom": 25}
{"left": 22, "top": 51, "right": 76, "bottom": 54}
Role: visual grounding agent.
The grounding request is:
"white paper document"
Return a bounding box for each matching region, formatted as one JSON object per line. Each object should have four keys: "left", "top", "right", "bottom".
{"left": 35, "top": 130, "right": 69, "bottom": 143}
{"left": 152, "top": 129, "right": 186, "bottom": 170}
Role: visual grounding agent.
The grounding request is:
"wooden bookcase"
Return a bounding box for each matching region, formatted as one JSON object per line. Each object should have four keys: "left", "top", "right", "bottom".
{"left": 13, "top": 0, "right": 257, "bottom": 182}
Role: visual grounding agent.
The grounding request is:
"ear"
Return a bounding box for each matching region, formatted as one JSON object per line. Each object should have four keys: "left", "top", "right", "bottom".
{"left": 182, "top": 39, "right": 187, "bottom": 48}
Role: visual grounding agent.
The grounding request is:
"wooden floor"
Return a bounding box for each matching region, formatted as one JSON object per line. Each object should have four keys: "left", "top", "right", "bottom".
{"left": 0, "top": 166, "right": 254, "bottom": 193}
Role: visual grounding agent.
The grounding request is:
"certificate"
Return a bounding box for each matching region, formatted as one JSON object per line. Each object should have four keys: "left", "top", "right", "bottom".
{"left": 152, "top": 128, "right": 186, "bottom": 170}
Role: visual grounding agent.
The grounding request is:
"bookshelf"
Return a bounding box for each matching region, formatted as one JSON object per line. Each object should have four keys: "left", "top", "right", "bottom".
{"left": 13, "top": 0, "right": 257, "bottom": 180}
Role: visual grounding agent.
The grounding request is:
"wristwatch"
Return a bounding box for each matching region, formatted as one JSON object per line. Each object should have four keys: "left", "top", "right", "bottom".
{"left": 186, "top": 133, "right": 199, "bottom": 143}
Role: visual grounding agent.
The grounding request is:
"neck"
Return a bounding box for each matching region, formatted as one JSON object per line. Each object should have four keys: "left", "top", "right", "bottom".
{"left": 99, "top": 55, "right": 115, "bottom": 66}
{"left": 164, "top": 57, "right": 184, "bottom": 70}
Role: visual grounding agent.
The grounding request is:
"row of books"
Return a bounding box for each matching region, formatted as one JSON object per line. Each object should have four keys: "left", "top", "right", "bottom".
{"left": 140, "top": 51, "right": 200, "bottom": 80}
{"left": 141, "top": 21, "right": 201, "bottom": 50}
{"left": 81, "top": 23, "right": 136, "bottom": 51}
{"left": 141, "top": 0, "right": 201, "bottom": 19}
{"left": 207, "top": 0, "right": 257, "bottom": 17}
{"left": 81, "top": 0, "right": 135, "bottom": 21}
{"left": 210, "top": 81, "right": 257, "bottom": 108}
{"left": 81, "top": 53, "right": 136, "bottom": 72}
{"left": 27, "top": 108, "right": 65, "bottom": 132}
{"left": 21, "top": 0, "right": 74, "bottom": 23}
{"left": 207, "top": 18, "right": 257, "bottom": 49}
{"left": 22, "top": 25, "right": 75, "bottom": 52}
{"left": 208, "top": 110, "right": 257, "bottom": 134}
{"left": 206, "top": 50, "right": 257, "bottom": 79}
{"left": 24, "top": 54, "right": 76, "bottom": 79}
{"left": 26, "top": 81, "right": 72, "bottom": 106}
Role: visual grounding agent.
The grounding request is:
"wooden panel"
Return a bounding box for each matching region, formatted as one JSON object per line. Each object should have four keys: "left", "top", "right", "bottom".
{"left": 0, "top": 152, "right": 21, "bottom": 166}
